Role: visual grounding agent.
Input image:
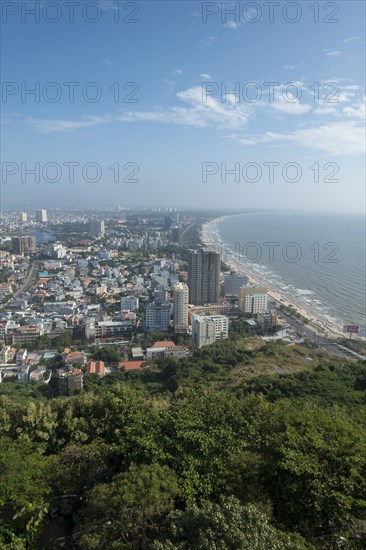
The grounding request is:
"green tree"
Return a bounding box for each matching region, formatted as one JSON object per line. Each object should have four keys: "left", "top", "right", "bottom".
{"left": 53, "top": 440, "right": 113, "bottom": 495}
{"left": 266, "top": 404, "right": 366, "bottom": 534}
{"left": 160, "top": 391, "right": 256, "bottom": 503}
{"left": 152, "top": 496, "right": 311, "bottom": 549}
{"left": 0, "top": 438, "right": 53, "bottom": 544}
{"left": 74, "top": 463, "right": 180, "bottom": 550}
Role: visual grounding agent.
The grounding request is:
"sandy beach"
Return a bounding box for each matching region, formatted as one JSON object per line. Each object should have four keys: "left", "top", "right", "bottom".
{"left": 201, "top": 219, "right": 346, "bottom": 339}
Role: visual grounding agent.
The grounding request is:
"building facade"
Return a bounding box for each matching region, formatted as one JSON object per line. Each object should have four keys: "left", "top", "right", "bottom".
{"left": 90, "top": 220, "right": 105, "bottom": 238}
{"left": 120, "top": 296, "right": 139, "bottom": 312}
{"left": 224, "top": 272, "right": 249, "bottom": 297}
{"left": 239, "top": 287, "right": 268, "bottom": 314}
{"left": 36, "top": 209, "right": 48, "bottom": 223}
{"left": 173, "top": 282, "right": 189, "bottom": 333}
{"left": 188, "top": 249, "right": 220, "bottom": 305}
{"left": 145, "top": 301, "right": 171, "bottom": 332}
{"left": 191, "top": 314, "right": 229, "bottom": 349}
{"left": 12, "top": 235, "right": 37, "bottom": 255}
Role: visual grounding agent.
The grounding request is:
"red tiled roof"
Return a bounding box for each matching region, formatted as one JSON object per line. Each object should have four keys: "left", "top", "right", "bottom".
{"left": 86, "top": 360, "right": 105, "bottom": 376}
{"left": 152, "top": 341, "right": 175, "bottom": 348}
{"left": 118, "top": 361, "right": 146, "bottom": 371}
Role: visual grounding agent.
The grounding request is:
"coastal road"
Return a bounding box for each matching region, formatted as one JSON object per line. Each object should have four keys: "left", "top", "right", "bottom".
{"left": 273, "top": 306, "right": 365, "bottom": 361}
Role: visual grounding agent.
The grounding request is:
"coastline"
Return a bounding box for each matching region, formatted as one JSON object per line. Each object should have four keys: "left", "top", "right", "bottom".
{"left": 201, "top": 216, "right": 347, "bottom": 339}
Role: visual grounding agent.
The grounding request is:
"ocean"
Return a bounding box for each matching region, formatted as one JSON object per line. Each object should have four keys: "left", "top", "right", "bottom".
{"left": 209, "top": 211, "right": 366, "bottom": 338}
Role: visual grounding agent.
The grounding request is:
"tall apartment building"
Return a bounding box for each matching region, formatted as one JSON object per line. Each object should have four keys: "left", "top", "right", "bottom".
{"left": 191, "top": 314, "right": 229, "bottom": 349}
{"left": 20, "top": 212, "right": 27, "bottom": 223}
{"left": 90, "top": 219, "right": 105, "bottom": 238}
{"left": 188, "top": 249, "right": 220, "bottom": 305}
{"left": 239, "top": 287, "right": 268, "bottom": 314}
{"left": 145, "top": 301, "right": 171, "bottom": 332}
{"left": 224, "top": 272, "right": 249, "bottom": 297}
{"left": 36, "top": 209, "right": 48, "bottom": 223}
{"left": 173, "top": 282, "right": 189, "bottom": 333}
{"left": 12, "top": 235, "right": 37, "bottom": 255}
{"left": 120, "top": 296, "right": 139, "bottom": 312}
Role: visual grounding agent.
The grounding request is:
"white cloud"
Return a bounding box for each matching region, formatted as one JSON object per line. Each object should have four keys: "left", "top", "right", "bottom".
{"left": 324, "top": 49, "right": 343, "bottom": 58}
{"left": 224, "top": 20, "right": 238, "bottom": 29}
{"left": 342, "top": 84, "right": 361, "bottom": 91}
{"left": 271, "top": 96, "right": 312, "bottom": 115}
{"left": 227, "top": 121, "right": 365, "bottom": 156}
{"left": 344, "top": 36, "right": 361, "bottom": 43}
{"left": 283, "top": 64, "right": 297, "bottom": 70}
{"left": 25, "top": 115, "right": 109, "bottom": 133}
{"left": 200, "top": 73, "right": 212, "bottom": 80}
{"left": 172, "top": 69, "right": 183, "bottom": 77}
{"left": 343, "top": 99, "right": 366, "bottom": 120}
{"left": 118, "top": 86, "right": 250, "bottom": 130}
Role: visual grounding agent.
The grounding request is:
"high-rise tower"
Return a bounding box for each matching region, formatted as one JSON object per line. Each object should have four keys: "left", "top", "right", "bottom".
{"left": 188, "top": 249, "right": 220, "bottom": 305}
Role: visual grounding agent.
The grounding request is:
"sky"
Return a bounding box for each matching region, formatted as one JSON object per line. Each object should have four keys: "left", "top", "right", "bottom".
{"left": 1, "top": 0, "right": 365, "bottom": 212}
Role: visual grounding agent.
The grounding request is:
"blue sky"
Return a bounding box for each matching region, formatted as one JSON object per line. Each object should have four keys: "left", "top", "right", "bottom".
{"left": 1, "top": 0, "right": 365, "bottom": 211}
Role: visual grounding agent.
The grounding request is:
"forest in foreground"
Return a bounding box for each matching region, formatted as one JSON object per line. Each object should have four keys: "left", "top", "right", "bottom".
{"left": 1, "top": 339, "right": 365, "bottom": 549}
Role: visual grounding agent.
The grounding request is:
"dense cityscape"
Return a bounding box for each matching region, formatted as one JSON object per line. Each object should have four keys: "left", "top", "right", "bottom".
{"left": 1, "top": 207, "right": 363, "bottom": 391}
{"left": 0, "top": 205, "right": 365, "bottom": 548}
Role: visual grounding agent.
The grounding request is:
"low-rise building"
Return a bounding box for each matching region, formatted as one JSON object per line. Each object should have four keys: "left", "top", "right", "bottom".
{"left": 118, "top": 360, "right": 147, "bottom": 371}
{"left": 0, "top": 346, "right": 17, "bottom": 364}
{"left": 64, "top": 351, "right": 86, "bottom": 367}
{"left": 86, "top": 360, "right": 105, "bottom": 377}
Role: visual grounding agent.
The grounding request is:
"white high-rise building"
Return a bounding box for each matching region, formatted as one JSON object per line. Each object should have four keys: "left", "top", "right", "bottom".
{"left": 90, "top": 220, "right": 105, "bottom": 238}
{"left": 239, "top": 287, "right": 268, "bottom": 314}
{"left": 20, "top": 212, "right": 27, "bottom": 223}
{"left": 191, "top": 315, "right": 229, "bottom": 349}
{"left": 44, "top": 242, "right": 68, "bottom": 259}
{"left": 173, "top": 283, "right": 189, "bottom": 333}
{"left": 36, "top": 209, "right": 47, "bottom": 223}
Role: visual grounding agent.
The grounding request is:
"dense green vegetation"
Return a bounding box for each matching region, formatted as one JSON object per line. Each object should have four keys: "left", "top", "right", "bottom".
{"left": 0, "top": 338, "right": 365, "bottom": 549}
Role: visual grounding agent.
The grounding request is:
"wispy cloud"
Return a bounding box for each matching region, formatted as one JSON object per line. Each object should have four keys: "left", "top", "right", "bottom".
{"left": 224, "top": 20, "right": 239, "bottom": 29}
{"left": 25, "top": 115, "right": 110, "bottom": 133}
{"left": 200, "top": 36, "right": 215, "bottom": 47}
{"left": 323, "top": 49, "right": 343, "bottom": 58}
{"left": 227, "top": 121, "right": 365, "bottom": 156}
{"left": 118, "top": 86, "right": 250, "bottom": 129}
{"left": 172, "top": 69, "right": 183, "bottom": 77}
{"left": 200, "top": 73, "right": 212, "bottom": 80}
{"left": 102, "top": 58, "right": 113, "bottom": 66}
{"left": 344, "top": 36, "right": 362, "bottom": 44}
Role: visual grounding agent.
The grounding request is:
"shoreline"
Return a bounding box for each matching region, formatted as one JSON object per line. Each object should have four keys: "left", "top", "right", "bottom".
{"left": 200, "top": 216, "right": 349, "bottom": 340}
